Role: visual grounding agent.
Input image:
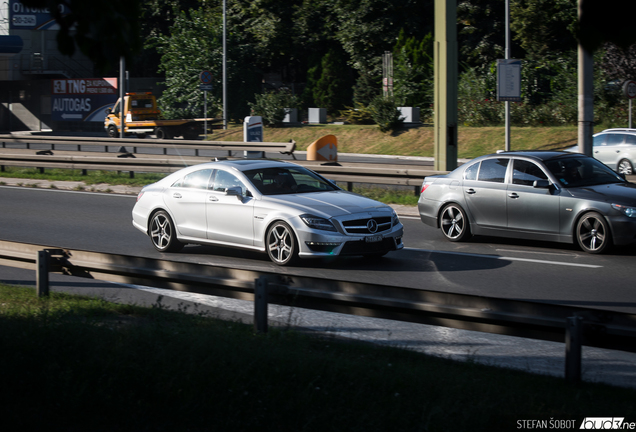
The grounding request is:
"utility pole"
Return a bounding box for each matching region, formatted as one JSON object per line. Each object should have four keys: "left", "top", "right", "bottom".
{"left": 578, "top": 0, "right": 594, "bottom": 157}
{"left": 433, "top": 0, "right": 458, "bottom": 171}
{"left": 504, "top": 0, "right": 511, "bottom": 151}
{"left": 119, "top": 56, "right": 125, "bottom": 139}
{"left": 222, "top": 0, "right": 228, "bottom": 130}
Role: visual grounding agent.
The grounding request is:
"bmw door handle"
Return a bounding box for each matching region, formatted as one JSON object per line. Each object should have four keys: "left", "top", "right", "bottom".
{"left": 173, "top": 193, "right": 182, "bottom": 199}
{"left": 508, "top": 192, "right": 520, "bottom": 199}
{"left": 208, "top": 196, "right": 219, "bottom": 202}
{"left": 465, "top": 188, "right": 476, "bottom": 194}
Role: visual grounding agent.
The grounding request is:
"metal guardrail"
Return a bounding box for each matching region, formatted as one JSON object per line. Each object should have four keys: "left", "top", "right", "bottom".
{"left": 1, "top": 239, "right": 635, "bottom": 383}
{"left": 0, "top": 134, "right": 297, "bottom": 158}
{"left": 0, "top": 136, "right": 442, "bottom": 189}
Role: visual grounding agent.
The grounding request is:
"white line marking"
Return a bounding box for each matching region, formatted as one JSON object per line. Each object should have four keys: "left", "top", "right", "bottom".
{"left": 404, "top": 247, "right": 602, "bottom": 268}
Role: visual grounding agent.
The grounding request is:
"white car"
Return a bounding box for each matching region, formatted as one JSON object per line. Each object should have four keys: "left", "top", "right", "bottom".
{"left": 567, "top": 129, "right": 636, "bottom": 175}
{"left": 132, "top": 159, "right": 404, "bottom": 265}
{"left": 590, "top": 129, "right": 636, "bottom": 175}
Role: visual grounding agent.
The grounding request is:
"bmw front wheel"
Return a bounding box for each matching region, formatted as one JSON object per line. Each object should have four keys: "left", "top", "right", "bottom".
{"left": 440, "top": 204, "right": 470, "bottom": 242}
{"left": 576, "top": 212, "right": 610, "bottom": 254}
{"left": 266, "top": 221, "right": 298, "bottom": 266}
{"left": 150, "top": 210, "right": 183, "bottom": 252}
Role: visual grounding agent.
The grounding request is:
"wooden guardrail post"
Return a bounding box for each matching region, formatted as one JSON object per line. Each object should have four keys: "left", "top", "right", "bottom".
{"left": 254, "top": 277, "right": 269, "bottom": 333}
{"left": 565, "top": 316, "right": 583, "bottom": 383}
{"left": 36, "top": 249, "right": 50, "bottom": 297}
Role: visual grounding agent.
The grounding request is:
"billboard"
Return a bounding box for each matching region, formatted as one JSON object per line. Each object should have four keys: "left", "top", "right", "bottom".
{"left": 51, "top": 78, "right": 118, "bottom": 122}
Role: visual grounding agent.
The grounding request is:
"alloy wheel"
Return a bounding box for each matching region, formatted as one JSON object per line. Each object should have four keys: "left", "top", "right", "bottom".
{"left": 618, "top": 159, "right": 633, "bottom": 176}
{"left": 576, "top": 212, "right": 610, "bottom": 254}
{"left": 440, "top": 204, "right": 469, "bottom": 241}
{"left": 267, "top": 222, "right": 297, "bottom": 265}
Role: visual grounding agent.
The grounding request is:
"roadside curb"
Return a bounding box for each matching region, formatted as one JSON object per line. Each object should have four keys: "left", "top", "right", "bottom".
{"left": 0, "top": 177, "right": 142, "bottom": 196}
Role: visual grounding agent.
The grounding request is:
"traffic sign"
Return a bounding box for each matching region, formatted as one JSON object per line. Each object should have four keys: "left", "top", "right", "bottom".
{"left": 624, "top": 80, "right": 636, "bottom": 99}
{"left": 497, "top": 59, "right": 522, "bottom": 102}
{"left": 199, "top": 70, "right": 213, "bottom": 84}
{"left": 200, "top": 84, "right": 213, "bottom": 91}
{"left": 307, "top": 135, "right": 338, "bottom": 162}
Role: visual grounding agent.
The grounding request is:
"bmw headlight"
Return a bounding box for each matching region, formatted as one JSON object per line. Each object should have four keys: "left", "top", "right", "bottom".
{"left": 611, "top": 204, "right": 636, "bottom": 217}
{"left": 300, "top": 214, "right": 337, "bottom": 232}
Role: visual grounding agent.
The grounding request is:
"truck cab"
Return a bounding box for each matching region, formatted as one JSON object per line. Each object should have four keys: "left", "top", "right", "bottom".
{"left": 105, "top": 92, "right": 207, "bottom": 140}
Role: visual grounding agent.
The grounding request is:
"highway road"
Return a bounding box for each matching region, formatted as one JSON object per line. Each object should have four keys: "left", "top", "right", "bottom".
{"left": 1, "top": 185, "right": 635, "bottom": 315}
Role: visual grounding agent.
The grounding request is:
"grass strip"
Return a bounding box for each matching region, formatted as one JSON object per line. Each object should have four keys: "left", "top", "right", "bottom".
{"left": 1, "top": 283, "right": 634, "bottom": 431}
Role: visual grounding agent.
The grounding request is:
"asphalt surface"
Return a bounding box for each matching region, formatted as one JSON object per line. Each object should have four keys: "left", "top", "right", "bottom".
{"left": 1, "top": 174, "right": 635, "bottom": 388}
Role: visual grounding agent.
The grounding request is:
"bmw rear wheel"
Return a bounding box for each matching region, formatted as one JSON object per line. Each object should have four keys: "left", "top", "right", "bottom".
{"left": 576, "top": 212, "right": 610, "bottom": 254}
{"left": 618, "top": 159, "right": 633, "bottom": 176}
{"left": 150, "top": 210, "right": 183, "bottom": 252}
{"left": 266, "top": 221, "right": 298, "bottom": 266}
{"left": 440, "top": 204, "right": 470, "bottom": 242}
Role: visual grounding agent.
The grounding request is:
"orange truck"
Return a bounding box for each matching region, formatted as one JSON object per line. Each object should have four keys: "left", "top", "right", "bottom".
{"left": 104, "top": 92, "right": 221, "bottom": 139}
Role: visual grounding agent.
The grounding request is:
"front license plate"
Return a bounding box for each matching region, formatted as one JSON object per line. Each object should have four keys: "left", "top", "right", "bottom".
{"left": 365, "top": 235, "right": 383, "bottom": 243}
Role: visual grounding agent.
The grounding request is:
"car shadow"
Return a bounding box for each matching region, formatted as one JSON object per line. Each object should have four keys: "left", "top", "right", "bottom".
{"left": 466, "top": 235, "right": 636, "bottom": 257}
{"left": 176, "top": 243, "right": 512, "bottom": 273}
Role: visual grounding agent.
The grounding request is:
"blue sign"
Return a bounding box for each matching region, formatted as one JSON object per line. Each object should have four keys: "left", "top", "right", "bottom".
{"left": 244, "top": 116, "right": 263, "bottom": 142}
{"left": 199, "top": 70, "right": 213, "bottom": 84}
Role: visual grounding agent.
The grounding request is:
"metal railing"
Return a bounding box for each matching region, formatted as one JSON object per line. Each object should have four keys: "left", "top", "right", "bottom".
{"left": 0, "top": 134, "right": 296, "bottom": 157}
{"left": 0, "top": 135, "right": 440, "bottom": 189}
{"left": 1, "top": 239, "right": 635, "bottom": 383}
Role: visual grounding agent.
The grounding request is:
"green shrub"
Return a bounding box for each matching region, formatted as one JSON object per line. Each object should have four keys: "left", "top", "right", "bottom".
{"left": 339, "top": 103, "right": 375, "bottom": 125}
{"left": 369, "top": 96, "right": 404, "bottom": 133}
{"left": 249, "top": 90, "right": 301, "bottom": 127}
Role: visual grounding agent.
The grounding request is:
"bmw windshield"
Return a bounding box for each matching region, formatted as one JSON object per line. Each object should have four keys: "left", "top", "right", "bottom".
{"left": 544, "top": 155, "right": 625, "bottom": 188}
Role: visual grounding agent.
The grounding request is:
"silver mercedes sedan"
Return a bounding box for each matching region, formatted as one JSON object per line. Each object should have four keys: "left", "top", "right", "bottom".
{"left": 418, "top": 151, "right": 636, "bottom": 253}
{"left": 132, "top": 159, "right": 404, "bottom": 265}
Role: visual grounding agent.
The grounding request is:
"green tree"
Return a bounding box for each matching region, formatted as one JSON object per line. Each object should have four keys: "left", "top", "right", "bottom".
{"left": 154, "top": 6, "right": 263, "bottom": 122}
{"left": 457, "top": 0, "right": 508, "bottom": 67}
{"left": 331, "top": 0, "right": 433, "bottom": 78}
{"left": 510, "top": 0, "right": 577, "bottom": 60}
{"left": 353, "top": 71, "right": 380, "bottom": 106}
{"left": 392, "top": 30, "right": 434, "bottom": 109}
{"left": 312, "top": 49, "right": 354, "bottom": 115}
{"left": 154, "top": 8, "right": 222, "bottom": 119}
{"left": 134, "top": 0, "right": 204, "bottom": 77}
{"left": 601, "top": 43, "right": 636, "bottom": 82}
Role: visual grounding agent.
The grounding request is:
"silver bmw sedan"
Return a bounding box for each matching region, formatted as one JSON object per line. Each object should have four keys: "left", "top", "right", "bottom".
{"left": 418, "top": 151, "right": 636, "bottom": 253}
{"left": 132, "top": 159, "right": 404, "bottom": 265}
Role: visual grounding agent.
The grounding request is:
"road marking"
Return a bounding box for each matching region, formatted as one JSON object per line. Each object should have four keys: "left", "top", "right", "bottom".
{"left": 404, "top": 247, "right": 602, "bottom": 268}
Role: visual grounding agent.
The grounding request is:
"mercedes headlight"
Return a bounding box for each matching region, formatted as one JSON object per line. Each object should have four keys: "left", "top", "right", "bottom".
{"left": 391, "top": 209, "right": 400, "bottom": 226}
{"left": 300, "top": 214, "right": 337, "bottom": 232}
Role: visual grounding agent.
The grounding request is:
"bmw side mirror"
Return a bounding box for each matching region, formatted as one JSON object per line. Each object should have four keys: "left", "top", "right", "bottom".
{"left": 533, "top": 180, "right": 550, "bottom": 188}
